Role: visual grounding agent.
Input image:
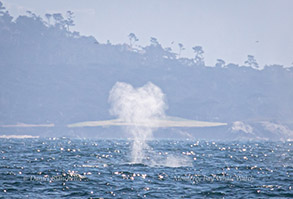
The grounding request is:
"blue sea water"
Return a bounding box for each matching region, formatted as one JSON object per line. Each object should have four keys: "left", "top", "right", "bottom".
{"left": 0, "top": 138, "right": 292, "bottom": 198}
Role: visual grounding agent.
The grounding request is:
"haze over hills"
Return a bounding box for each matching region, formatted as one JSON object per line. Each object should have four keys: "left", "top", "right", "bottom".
{"left": 0, "top": 2, "right": 292, "bottom": 140}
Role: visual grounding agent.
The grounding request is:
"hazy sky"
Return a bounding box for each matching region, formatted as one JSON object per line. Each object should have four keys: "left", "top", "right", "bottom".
{"left": 2, "top": 0, "right": 293, "bottom": 67}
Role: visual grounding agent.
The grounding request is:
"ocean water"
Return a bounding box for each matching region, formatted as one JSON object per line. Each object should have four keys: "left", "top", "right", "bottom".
{"left": 0, "top": 138, "right": 292, "bottom": 198}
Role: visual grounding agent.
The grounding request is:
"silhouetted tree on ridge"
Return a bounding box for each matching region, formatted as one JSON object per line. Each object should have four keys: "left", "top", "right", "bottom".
{"left": 45, "top": 13, "right": 52, "bottom": 25}
{"left": 52, "top": 13, "right": 65, "bottom": 29}
{"left": 143, "top": 37, "right": 176, "bottom": 63}
{"left": 215, "top": 59, "right": 226, "bottom": 68}
{"left": 0, "top": 1, "right": 5, "bottom": 14}
{"left": 245, "top": 55, "right": 259, "bottom": 69}
{"left": 150, "top": 37, "right": 159, "bottom": 46}
{"left": 128, "top": 33, "right": 138, "bottom": 48}
{"left": 0, "top": 2, "right": 12, "bottom": 25}
{"left": 178, "top": 43, "right": 185, "bottom": 58}
{"left": 192, "top": 46, "right": 205, "bottom": 66}
{"left": 65, "top": 11, "right": 75, "bottom": 31}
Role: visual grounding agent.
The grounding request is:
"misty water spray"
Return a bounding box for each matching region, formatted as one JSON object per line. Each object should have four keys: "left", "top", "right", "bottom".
{"left": 109, "top": 82, "right": 167, "bottom": 163}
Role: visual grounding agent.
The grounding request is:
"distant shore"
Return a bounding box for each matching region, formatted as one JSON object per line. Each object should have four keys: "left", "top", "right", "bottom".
{"left": 67, "top": 118, "right": 228, "bottom": 128}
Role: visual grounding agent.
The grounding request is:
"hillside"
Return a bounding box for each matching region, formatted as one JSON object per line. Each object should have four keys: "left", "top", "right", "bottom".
{"left": 0, "top": 3, "right": 293, "bottom": 139}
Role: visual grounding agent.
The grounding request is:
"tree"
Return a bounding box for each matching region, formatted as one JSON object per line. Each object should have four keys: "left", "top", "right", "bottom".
{"left": 0, "top": 2, "right": 13, "bottom": 25}
{"left": 53, "top": 13, "right": 63, "bottom": 22}
{"left": 215, "top": 59, "right": 225, "bottom": 68}
{"left": 178, "top": 43, "right": 185, "bottom": 58}
{"left": 245, "top": 55, "right": 259, "bottom": 69}
{"left": 192, "top": 46, "right": 204, "bottom": 66}
{"left": 45, "top": 13, "right": 52, "bottom": 25}
{"left": 150, "top": 37, "right": 159, "bottom": 46}
{"left": 128, "top": 33, "right": 138, "bottom": 47}
{"left": 24, "top": 11, "right": 44, "bottom": 26}
{"left": 0, "top": 10, "right": 13, "bottom": 24}
{"left": 65, "top": 11, "right": 75, "bottom": 31}
{"left": 0, "top": 2, "right": 5, "bottom": 15}
{"left": 26, "top": 11, "right": 38, "bottom": 19}
{"left": 52, "top": 13, "right": 65, "bottom": 29}
{"left": 163, "top": 47, "right": 176, "bottom": 59}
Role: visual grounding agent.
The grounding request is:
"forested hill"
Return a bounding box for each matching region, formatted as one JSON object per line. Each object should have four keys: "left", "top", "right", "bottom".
{"left": 1, "top": 2, "right": 293, "bottom": 129}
